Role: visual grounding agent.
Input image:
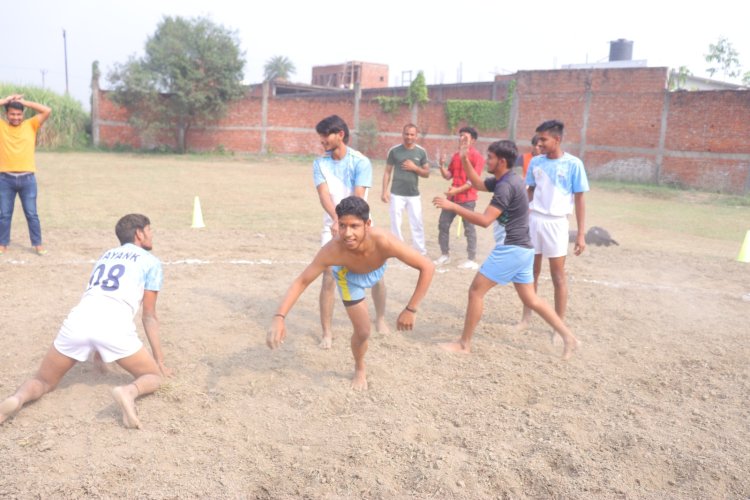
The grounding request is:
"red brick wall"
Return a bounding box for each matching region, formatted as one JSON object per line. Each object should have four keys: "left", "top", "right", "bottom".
{"left": 93, "top": 67, "right": 750, "bottom": 193}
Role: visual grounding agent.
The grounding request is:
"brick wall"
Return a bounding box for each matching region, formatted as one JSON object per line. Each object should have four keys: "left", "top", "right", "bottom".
{"left": 92, "top": 67, "right": 750, "bottom": 194}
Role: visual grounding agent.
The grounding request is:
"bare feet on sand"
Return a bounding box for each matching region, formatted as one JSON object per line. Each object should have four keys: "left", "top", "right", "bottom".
{"left": 319, "top": 335, "right": 333, "bottom": 349}
{"left": 515, "top": 319, "right": 530, "bottom": 333}
{"left": 439, "top": 341, "right": 471, "bottom": 353}
{"left": 375, "top": 317, "right": 391, "bottom": 334}
{"left": 561, "top": 337, "right": 580, "bottom": 361}
{"left": 0, "top": 396, "right": 22, "bottom": 424}
{"left": 112, "top": 385, "right": 142, "bottom": 429}
{"left": 351, "top": 370, "right": 368, "bottom": 391}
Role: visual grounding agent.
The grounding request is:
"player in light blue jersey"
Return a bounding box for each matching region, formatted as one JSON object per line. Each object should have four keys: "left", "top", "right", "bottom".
{"left": 1, "top": 214, "right": 171, "bottom": 429}
{"left": 313, "top": 115, "right": 387, "bottom": 349}
{"left": 520, "top": 120, "right": 589, "bottom": 331}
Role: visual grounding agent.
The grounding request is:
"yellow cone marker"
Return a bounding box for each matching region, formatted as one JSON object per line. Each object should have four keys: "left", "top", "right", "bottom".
{"left": 737, "top": 230, "right": 750, "bottom": 263}
{"left": 192, "top": 196, "right": 205, "bottom": 229}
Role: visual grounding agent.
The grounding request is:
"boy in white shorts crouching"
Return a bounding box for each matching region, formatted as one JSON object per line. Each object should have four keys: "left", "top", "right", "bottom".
{"left": 0, "top": 214, "right": 171, "bottom": 429}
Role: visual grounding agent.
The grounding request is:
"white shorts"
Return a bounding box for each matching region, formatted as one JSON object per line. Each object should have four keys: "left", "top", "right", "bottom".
{"left": 321, "top": 224, "right": 334, "bottom": 246}
{"left": 53, "top": 303, "right": 143, "bottom": 363}
{"left": 529, "top": 212, "right": 569, "bottom": 258}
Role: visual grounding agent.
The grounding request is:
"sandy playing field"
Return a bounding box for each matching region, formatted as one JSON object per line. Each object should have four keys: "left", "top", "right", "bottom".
{"left": 1, "top": 152, "right": 748, "bottom": 498}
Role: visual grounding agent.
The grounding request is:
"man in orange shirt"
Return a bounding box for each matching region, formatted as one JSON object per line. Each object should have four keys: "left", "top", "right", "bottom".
{"left": 515, "top": 134, "right": 541, "bottom": 180}
{"left": 0, "top": 94, "right": 52, "bottom": 255}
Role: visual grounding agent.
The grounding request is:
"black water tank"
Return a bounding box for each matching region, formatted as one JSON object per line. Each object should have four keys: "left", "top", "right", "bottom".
{"left": 609, "top": 39, "right": 633, "bottom": 61}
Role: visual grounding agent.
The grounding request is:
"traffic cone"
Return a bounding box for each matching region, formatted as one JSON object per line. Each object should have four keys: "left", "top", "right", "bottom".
{"left": 191, "top": 196, "right": 205, "bottom": 229}
{"left": 737, "top": 230, "right": 750, "bottom": 263}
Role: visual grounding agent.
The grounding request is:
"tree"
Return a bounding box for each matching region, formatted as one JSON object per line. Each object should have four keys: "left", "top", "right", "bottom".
{"left": 705, "top": 36, "right": 742, "bottom": 80}
{"left": 263, "top": 56, "right": 296, "bottom": 81}
{"left": 407, "top": 71, "right": 429, "bottom": 107}
{"left": 108, "top": 16, "right": 245, "bottom": 153}
{"left": 668, "top": 65, "right": 692, "bottom": 90}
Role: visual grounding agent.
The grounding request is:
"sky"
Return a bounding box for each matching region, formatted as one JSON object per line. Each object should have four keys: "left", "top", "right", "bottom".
{"left": 1, "top": 0, "right": 748, "bottom": 109}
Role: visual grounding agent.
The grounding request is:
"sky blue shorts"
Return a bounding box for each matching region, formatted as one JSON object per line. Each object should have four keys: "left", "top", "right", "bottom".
{"left": 332, "top": 263, "right": 386, "bottom": 306}
{"left": 479, "top": 245, "right": 534, "bottom": 285}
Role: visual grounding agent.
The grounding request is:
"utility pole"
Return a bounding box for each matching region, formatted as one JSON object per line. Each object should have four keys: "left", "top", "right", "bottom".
{"left": 40, "top": 69, "right": 47, "bottom": 88}
{"left": 63, "top": 29, "right": 69, "bottom": 95}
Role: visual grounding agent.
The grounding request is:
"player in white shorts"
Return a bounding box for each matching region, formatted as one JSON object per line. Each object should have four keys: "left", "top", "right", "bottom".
{"left": 313, "top": 115, "right": 387, "bottom": 349}
{"left": 0, "top": 214, "right": 171, "bottom": 429}
{"left": 520, "top": 120, "right": 589, "bottom": 330}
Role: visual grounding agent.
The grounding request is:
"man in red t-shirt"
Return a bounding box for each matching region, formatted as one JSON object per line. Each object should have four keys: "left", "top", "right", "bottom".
{"left": 435, "top": 127, "right": 485, "bottom": 270}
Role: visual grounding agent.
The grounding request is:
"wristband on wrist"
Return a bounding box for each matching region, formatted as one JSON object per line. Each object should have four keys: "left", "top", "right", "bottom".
{"left": 274, "top": 313, "right": 286, "bottom": 319}
{"left": 404, "top": 306, "right": 417, "bottom": 313}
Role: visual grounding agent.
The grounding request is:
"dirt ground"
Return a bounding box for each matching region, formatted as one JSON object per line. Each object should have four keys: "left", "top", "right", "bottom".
{"left": 1, "top": 152, "right": 749, "bottom": 498}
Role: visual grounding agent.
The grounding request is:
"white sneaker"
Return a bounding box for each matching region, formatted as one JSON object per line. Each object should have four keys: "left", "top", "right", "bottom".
{"left": 434, "top": 254, "right": 451, "bottom": 266}
{"left": 458, "top": 260, "right": 479, "bottom": 270}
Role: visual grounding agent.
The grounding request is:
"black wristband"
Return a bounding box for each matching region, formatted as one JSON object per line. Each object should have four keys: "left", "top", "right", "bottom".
{"left": 404, "top": 306, "right": 417, "bottom": 313}
{"left": 274, "top": 313, "right": 285, "bottom": 319}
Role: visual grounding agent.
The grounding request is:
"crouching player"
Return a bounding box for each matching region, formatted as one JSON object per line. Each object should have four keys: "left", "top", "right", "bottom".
{"left": 433, "top": 139, "right": 579, "bottom": 359}
{"left": 267, "top": 196, "right": 434, "bottom": 390}
{"left": 0, "top": 214, "right": 171, "bottom": 428}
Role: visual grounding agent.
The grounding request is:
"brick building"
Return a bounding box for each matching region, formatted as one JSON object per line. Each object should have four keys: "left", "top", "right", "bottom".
{"left": 311, "top": 61, "right": 388, "bottom": 89}
{"left": 91, "top": 66, "right": 750, "bottom": 194}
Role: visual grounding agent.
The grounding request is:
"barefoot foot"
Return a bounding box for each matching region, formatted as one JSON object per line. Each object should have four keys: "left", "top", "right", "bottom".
{"left": 439, "top": 341, "right": 471, "bottom": 353}
{"left": 562, "top": 337, "right": 580, "bottom": 361}
{"left": 515, "top": 319, "right": 530, "bottom": 333}
{"left": 319, "top": 335, "right": 333, "bottom": 349}
{"left": 375, "top": 317, "right": 391, "bottom": 334}
{"left": 112, "top": 386, "right": 142, "bottom": 429}
{"left": 0, "top": 396, "right": 22, "bottom": 425}
{"left": 351, "top": 370, "right": 368, "bottom": 391}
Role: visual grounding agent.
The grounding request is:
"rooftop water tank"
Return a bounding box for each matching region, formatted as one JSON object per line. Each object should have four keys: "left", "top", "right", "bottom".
{"left": 609, "top": 39, "right": 633, "bottom": 61}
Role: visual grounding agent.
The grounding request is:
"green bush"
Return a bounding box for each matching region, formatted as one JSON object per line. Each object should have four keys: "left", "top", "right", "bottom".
{"left": 0, "top": 83, "right": 89, "bottom": 149}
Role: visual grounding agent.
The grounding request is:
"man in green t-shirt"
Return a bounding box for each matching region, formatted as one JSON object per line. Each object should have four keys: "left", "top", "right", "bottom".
{"left": 381, "top": 123, "right": 430, "bottom": 255}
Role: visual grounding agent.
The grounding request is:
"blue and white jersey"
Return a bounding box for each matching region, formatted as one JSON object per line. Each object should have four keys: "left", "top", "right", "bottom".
{"left": 313, "top": 147, "right": 372, "bottom": 225}
{"left": 79, "top": 243, "right": 163, "bottom": 319}
{"left": 525, "top": 152, "right": 589, "bottom": 217}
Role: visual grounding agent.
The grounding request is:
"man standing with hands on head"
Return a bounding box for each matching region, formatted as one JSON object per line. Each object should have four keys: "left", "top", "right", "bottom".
{"left": 381, "top": 123, "right": 430, "bottom": 255}
{"left": 313, "top": 115, "right": 388, "bottom": 349}
{"left": 518, "top": 119, "right": 589, "bottom": 331}
{"left": 0, "top": 94, "right": 52, "bottom": 256}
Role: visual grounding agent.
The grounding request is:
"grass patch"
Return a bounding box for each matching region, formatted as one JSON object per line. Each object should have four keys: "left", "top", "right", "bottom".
{"left": 595, "top": 180, "right": 750, "bottom": 207}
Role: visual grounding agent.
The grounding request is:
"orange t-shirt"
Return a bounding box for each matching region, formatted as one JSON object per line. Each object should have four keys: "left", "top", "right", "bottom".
{"left": 521, "top": 152, "right": 534, "bottom": 180}
{"left": 0, "top": 116, "right": 41, "bottom": 172}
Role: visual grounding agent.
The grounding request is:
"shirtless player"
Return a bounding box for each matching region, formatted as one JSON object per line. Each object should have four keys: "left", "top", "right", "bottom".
{"left": 266, "top": 196, "right": 434, "bottom": 390}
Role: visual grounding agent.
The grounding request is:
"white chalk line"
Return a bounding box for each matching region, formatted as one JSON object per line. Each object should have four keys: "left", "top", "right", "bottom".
{"left": 1, "top": 258, "right": 733, "bottom": 297}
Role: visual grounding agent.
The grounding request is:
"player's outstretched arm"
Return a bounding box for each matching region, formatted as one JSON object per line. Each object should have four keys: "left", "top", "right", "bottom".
{"left": 432, "top": 197, "right": 501, "bottom": 229}
{"left": 459, "top": 143, "right": 488, "bottom": 192}
{"left": 267, "top": 254, "right": 329, "bottom": 349}
{"left": 382, "top": 235, "right": 435, "bottom": 331}
{"left": 142, "top": 290, "right": 172, "bottom": 377}
{"left": 461, "top": 152, "right": 489, "bottom": 191}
